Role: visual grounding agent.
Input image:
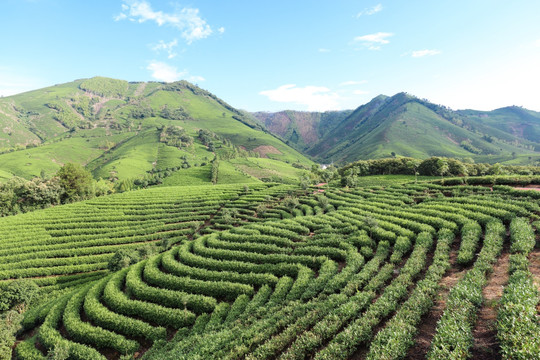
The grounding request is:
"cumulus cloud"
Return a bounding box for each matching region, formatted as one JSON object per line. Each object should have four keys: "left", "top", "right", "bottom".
{"left": 411, "top": 49, "right": 441, "bottom": 58}
{"left": 218, "top": 27, "right": 225, "bottom": 34}
{"left": 152, "top": 39, "right": 178, "bottom": 59}
{"left": 147, "top": 61, "right": 186, "bottom": 82}
{"left": 260, "top": 84, "right": 341, "bottom": 111}
{"left": 116, "top": 0, "right": 212, "bottom": 44}
{"left": 356, "top": 4, "right": 383, "bottom": 17}
{"left": 353, "top": 32, "right": 393, "bottom": 50}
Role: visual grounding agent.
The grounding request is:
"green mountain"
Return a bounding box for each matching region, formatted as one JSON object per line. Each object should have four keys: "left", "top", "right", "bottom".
{"left": 0, "top": 77, "right": 312, "bottom": 183}
{"left": 251, "top": 110, "right": 352, "bottom": 151}
{"left": 256, "top": 93, "right": 540, "bottom": 165}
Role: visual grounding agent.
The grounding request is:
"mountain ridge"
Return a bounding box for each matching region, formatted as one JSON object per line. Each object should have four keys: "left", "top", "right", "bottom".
{"left": 0, "top": 77, "right": 312, "bottom": 183}
{"left": 252, "top": 92, "right": 540, "bottom": 165}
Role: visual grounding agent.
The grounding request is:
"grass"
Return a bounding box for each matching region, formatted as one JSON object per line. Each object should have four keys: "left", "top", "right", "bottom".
{"left": 90, "top": 130, "right": 159, "bottom": 181}
{"left": 353, "top": 174, "right": 438, "bottom": 186}
{"left": 0, "top": 135, "right": 129, "bottom": 179}
{"left": 160, "top": 165, "right": 211, "bottom": 186}
{"left": 0, "top": 77, "right": 312, "bottom": 182}
{"left": 230, "top": 157, "right": 307, "bottom": 183}
{"left": 216, "top": 161, "right": 260, "bottom": 184}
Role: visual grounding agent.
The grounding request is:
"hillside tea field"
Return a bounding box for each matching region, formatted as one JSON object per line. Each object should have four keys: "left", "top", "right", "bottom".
{"left": 4, "top": 181, "right": 540, "bottom": 359}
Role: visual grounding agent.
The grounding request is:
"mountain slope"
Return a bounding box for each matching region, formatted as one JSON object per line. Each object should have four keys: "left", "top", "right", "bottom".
{"left": 251, "top": 110, "right": 352, "bottom": 151}
{"left": 256, "top": 93, "right": 540, "bottom": 165}
{"left": 0, "top": 77, "right": 312, "bottom": 182}
{"left": 457, "top": 106, "right": 540, "bottom": 146}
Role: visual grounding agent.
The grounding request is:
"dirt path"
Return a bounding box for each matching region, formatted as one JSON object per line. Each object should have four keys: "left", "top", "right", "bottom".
{"left": 134, "top": 82, "right": 147, "bottom": 97}
{"left": 92, "top": 96, "right": 112, "bottom": 114}
{"left": 470, "top": 249, "right": 510, "bottom": 360}
{"left": 350, "top": 240, "right": 438, "bottom": 360}
{"left": 528, "top": 248, "right": 540, "bottom": 312}
{"left": 406, "top": 235, "right": 466, "bottom": 359}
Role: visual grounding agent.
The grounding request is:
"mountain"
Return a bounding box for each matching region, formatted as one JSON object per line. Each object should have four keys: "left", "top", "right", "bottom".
{"left": 251, "top": 110, "right": 352, "bottom": 151}
{"left": 0, "top": 77, "right": 312, "bottom": 183}
{"left": 255, "top": 93, "right": 540, "bottom": 165}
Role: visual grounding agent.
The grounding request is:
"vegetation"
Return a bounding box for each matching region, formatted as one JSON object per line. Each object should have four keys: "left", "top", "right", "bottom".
{"left": 2, "top": 77, "right": 540, "bottom": 359}
{"left": 0, "top": 77, "right": 313, "bottom": 185}
{"left": 1, "top": 176, "right": 538, "bottom": 359}
{"left": 0, "top": 163, "right": 113, "bottom": 217}
{"left": 300, "top": 92, "right": 540, "bottom": 164}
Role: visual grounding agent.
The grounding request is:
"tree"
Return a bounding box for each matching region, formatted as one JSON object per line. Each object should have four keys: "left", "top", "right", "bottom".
{"left": 283, "top": 196, "right": 300, "bottom": 213}
{"left": 211, "top": 159, "right": 219, "bottom": 184}
{"left": 436, "top": 158, "right": 449, "bottom": 180}
{"left": 406, "top": 159, "right": 421, "bottom": 183}
{"left": 56, "top": 163, "right": 94, "bottom": 203}
{"left": 0, "top": 279, "right": 39, "bottom": 312}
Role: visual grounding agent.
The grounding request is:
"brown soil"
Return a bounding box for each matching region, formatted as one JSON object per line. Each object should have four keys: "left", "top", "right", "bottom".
{"left": 513, "top": 187, "right": 540, "bottom": 191}
{"left": 252, "top": 145, "right": 282, "bottom": 158}
{"left": 470, "top": 249, "right": 510, "bottom": 360}
{"left": 407, "top": 235, "right": 466, "bottom": 359}
{"left": 134, "top": 82, "right": 147, "bottom": 97}
{"left": 350, "top": 241, "right": 438, "bottom": 360}
{"left": 528, "top": 248, "right": 540, "bottom": 311}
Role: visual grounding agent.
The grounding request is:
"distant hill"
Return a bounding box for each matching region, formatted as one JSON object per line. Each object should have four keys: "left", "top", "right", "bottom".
{"left": 255, "top": 93, "right": 540, "bottom": 165}
{"left": 0, "top": 77, "right": 312, "bottom": 183}
{"left": 251, "top": 110, "right": 352, "bottom": 151}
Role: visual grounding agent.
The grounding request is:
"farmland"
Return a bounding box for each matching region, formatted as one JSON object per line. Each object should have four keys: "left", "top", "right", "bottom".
{"left": 1, "top": 178, "right": 538, "bottom": 359}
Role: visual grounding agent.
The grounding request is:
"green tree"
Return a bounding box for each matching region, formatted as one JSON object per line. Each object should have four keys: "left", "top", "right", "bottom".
{"left": 406, "top": 159, "right": 421, "bottom": 183}
{"left": 0, "top": 279, "right": 39, "bottom": 312}
{"left": 56, "top": 163, "right": 94, "bottom": 202}
{"left": 436, "top": 158, "right": 449, "bottom": 179}
{"left": 283, "top": 196, "right": 300, "bottom": 213}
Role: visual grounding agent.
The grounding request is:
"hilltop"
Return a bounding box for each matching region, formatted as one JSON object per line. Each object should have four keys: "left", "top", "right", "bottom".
{"left": 0, "top": 77, "right": 312, "bottom": 184}
{"left": 253, "top": 93, "right": 540, "bottom": 165}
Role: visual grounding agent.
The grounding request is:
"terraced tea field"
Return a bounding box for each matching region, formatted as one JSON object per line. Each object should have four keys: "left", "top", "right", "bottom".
{"left": 5, "top": 181, "right": 540, "bottom": 359}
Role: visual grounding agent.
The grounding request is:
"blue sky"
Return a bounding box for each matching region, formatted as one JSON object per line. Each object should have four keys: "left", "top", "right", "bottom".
{"left": 1, "top": 0, "right": 539, "bottom": 112}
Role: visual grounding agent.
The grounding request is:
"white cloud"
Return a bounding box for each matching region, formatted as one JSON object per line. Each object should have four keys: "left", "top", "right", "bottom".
{"left": 535, "top": 39, "right": 540, "bottom": 47}
{"left": 116, "top": 1, "right": 212, "bottom": 44}
{"left": 318, "top": 48, "right": 331, "bottom": 53}
{"left": 340, "top": 80, "right": 367, "bottom": 86}
{"left": 218, "top": 27, "right": 225, "bottom": 34}
{"left": 356, "top": 4, "right": 383, "bottom": 17}
{"left": 147, "top": 61, "right": 186, "bottom": 82}
{"left": 260, "top": 84, "right": 341, "bottom": 111}
{"left": 353, "top": 32, "right": 393, "bottom": 50}
{"left": 411, "top": 49, "right": 441, "bottom": 58}
{"left": 152, "top": 39, "right": 178, "bottom": 59}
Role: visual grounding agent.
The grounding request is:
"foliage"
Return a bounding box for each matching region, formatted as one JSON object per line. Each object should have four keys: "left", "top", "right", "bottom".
{"left": 3, "top": 179, "right": 539, "bottom": 359}
{"left": 56, "top": 163, "right": 95, "bottom": 202}
{"left": 340, "top": 156, "right": 540, "bottom": 182}
{"left": 80, "top": 77, "right": 129, "bottom": 97}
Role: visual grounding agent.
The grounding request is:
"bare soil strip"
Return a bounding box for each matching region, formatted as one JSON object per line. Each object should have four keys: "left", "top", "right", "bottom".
{"left": 528, "top": 248, "right": 540, "bottom": 313}
{"left": 470, "top": 248, "right": 510, "bottom": 360}
{"left": 406, "top": 235, "right": 466, "bottom": 359}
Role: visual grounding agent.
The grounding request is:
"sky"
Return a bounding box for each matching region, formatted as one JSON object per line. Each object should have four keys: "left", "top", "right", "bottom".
{"left": 1, "top": 0, "right": 540, "bottom": 112}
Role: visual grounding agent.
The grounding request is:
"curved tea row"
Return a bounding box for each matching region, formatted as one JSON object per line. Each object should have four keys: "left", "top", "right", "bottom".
{"left": 13, "top": 182, "right": 540, "bottom": 359}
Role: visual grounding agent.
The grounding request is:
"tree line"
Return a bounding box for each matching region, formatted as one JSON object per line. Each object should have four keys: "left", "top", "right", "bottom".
{"left": 0, "top": 163, "right": 112, "bottom": 217}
